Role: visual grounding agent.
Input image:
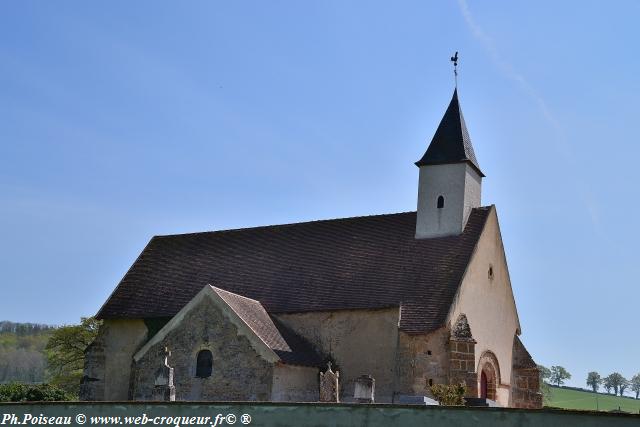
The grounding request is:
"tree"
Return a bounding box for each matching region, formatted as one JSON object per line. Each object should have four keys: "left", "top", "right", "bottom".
{"left": 549, "top": 366, "right": 571, "bottom": 387}
{"left": 0, "top": 323, "right": 53, "bottom": 384}
{"left": 631, "top": 374, "right": 640, "bottom": 399}
{"left": 603, "top": 375, "right": 613, "bottom": 394}
{"left": 586, "top": 371, "right": 602, "bottom": 393}
{"left": 0, "top": 383, "right": 71, "bottom": 402}
{"left": 45, "top": 317, "right": 101, "bottom": 397}
{"left": 619, "top": 377, "right": 629, "bottom": 397}
{"left": 537, "top": 365, "right": 552, "bottom": 403}
{"left": 538, "top": 365, "right": 551, "bottom": 383}
{"left": 606, "top": 372, "right": 626, "bottom": 396}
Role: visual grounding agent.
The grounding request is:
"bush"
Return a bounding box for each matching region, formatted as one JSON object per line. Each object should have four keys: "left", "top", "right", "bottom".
{"left": 0, "top": 383, "right": 72, "bottom": 402}
{"left": 430, "top": 383, "right": 467, "bottom": 406}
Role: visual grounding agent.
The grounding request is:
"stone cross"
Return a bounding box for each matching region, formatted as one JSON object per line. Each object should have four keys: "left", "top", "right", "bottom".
{"left": 319, "top": 362, "right": 339, "bottom": 402}
{"left": 152, "top": 347, "right": 176, "bottom": 401}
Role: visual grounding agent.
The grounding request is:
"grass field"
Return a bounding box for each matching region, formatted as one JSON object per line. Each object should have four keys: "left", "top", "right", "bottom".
{"left": 547, "top": 386, "right": 640, "bottom": 413}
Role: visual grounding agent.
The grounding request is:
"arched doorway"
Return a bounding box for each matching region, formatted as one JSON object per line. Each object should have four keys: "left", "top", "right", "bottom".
{"left": 477, "top": 351, "right": 500, "bottom": 401}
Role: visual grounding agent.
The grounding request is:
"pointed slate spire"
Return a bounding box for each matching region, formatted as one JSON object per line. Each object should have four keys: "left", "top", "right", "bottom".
{"left": 415, "top": 89, "right": 484, "bottom": 177}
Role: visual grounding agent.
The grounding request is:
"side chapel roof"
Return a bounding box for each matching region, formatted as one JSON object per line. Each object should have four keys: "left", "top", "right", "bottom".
{"left": 212, "top": 286, "right": 323, "bottom": 367}
{"left": 133, "top": 285, "right": 323, "bottom": 367}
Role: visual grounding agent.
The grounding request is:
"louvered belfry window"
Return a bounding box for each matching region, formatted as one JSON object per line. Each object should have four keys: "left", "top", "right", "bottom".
{"left": 195, "top": 349, "right": 213, "bottom": 378}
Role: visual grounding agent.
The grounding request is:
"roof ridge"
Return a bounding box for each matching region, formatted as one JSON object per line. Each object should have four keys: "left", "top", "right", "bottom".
{"left": 154, "top": 210, "right": 418, "bottom": 238}
{"left": 216, "top": 290, "right": 289, "bottom": 353}
{"left": 211, "top": 285, "right": 261, "bottom": 304}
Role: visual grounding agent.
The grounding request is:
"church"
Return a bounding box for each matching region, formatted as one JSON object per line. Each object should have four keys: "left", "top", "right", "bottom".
{"left": 80, "top": 88, "right": 542, "bottom": 408}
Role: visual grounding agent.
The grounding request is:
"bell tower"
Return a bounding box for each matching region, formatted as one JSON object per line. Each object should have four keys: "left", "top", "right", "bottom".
{"left": 415, "top": 89, "right": 484, "bottom": 239}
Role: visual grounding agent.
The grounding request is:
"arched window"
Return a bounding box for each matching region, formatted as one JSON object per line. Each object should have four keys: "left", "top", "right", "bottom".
{"left": 437, "top": 195, "right": 445, "bottom": 209}
{"left": 195, "top": 350, "right": 213, "bottom": 378}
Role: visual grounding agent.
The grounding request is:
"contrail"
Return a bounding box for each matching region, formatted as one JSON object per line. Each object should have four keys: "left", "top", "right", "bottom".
{"left": 457, "top": 0, "right": 604, "bottom": 237}
{"left": 457, "top": 0, "right": 563, "bottom": 139}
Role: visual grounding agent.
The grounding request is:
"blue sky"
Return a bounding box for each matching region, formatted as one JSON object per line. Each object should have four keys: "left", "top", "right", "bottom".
{"left": 1, "top": 1, "right": 639, "bottom": 389}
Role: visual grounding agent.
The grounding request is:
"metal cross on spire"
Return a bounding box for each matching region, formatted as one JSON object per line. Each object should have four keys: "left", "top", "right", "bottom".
{"left": 450, "top": 51, "right": 459, "bottom": 88}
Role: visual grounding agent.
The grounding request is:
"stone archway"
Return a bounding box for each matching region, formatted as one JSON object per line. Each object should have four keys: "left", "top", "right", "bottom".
{"left": 477, "top": 351, "right": 500, "bottom": 401}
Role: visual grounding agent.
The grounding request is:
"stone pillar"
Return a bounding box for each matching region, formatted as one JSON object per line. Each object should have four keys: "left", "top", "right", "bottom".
{"left": 319, "top": 362, "right": 340, "bottom": 402}
{"left": 449, "top": 314, "right": 477, "bottom": 397}
{"left": 152, "top": 347, "right": 175, "bottom": 402}
{"left": 354, "top": 375, "right": 375, "bottom": 403}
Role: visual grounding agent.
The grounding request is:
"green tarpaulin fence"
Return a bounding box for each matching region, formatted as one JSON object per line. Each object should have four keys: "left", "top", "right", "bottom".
{"left": 1, "top": 402, "right": 639, "bottom": 427}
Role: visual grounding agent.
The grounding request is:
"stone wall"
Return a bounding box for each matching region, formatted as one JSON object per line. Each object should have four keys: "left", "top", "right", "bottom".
{"left": 80, "top": 319, "right": 148, "bottom": 401}
{"left": 395, "top": 328, "right": 449, "bottom": 399}
{"left": 447, "top": 314, "right": 477, "bottom": 397}
{"left": 511, "top": 367, "right": 541, "bottom": 409}
{"left": 510, "top": 336, "right": 542, "bottom": 409}
{"left": 271, "top": 364, "right": 319, "bottom": 402}
{"left": 395, "top": 318, "right": 478, "bottom": 400}
{"left": 79, "top": 336, "right": 105, "bottom": 401}
{"left": 131, "top": 301, "right": 274, "bottom": 401}
{"left": 275, "top": 308, "right": 399, "bottom": 403}
{"left": 449, "top": 340, "right": 477, "bottom": 397}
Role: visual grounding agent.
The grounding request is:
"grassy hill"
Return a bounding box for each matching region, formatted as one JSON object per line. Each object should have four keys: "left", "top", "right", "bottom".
{"left": 547, "top": 385, "right": 640, "bottom": 413}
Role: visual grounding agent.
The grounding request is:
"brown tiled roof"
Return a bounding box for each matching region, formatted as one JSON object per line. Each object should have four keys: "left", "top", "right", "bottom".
{"left": 97, "top": 207, "right": 491, "bottom": 334}
{"left": 212, "top": 286, "right": 322, "bottom": 367}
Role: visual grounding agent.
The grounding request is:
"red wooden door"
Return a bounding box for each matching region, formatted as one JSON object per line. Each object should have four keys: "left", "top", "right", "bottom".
{"left": 480, "top": 371, "right": 488, "bottom": 398}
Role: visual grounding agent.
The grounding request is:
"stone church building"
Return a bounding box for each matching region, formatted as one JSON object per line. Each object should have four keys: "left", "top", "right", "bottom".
{"left": 81, "top": 89, "right": 542, "bottom": 408}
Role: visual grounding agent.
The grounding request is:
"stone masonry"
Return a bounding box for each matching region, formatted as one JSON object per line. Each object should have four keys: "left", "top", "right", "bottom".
{"left": 395, "top": 328, "right": 450, "bottom": 399}
{"left": 79, "top": 338, "right": 105, "bottom": 401}
{"left": 510, "top": 336, "right": 543, "bottom": 408}
{"left": 448, "top": 314, "right": 477, "bottom": 397}
{"left": 131, "top": 301, "right": 273, "bottom": 401}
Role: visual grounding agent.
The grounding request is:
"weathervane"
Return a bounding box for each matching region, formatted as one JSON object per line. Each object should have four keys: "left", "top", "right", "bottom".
{"left": 450, "top": 51, "right": 459, "bottom": 88}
